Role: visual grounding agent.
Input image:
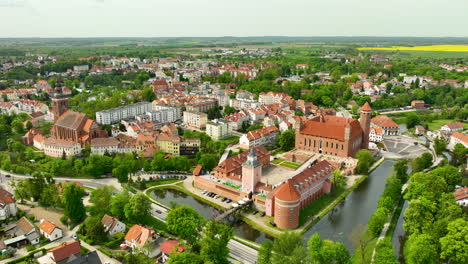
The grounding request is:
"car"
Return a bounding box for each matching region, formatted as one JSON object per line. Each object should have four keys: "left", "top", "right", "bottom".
{"left": 226, "top": 199, "right": 232, "bottom": 203}
{"left": 221, "top": 197, "right": 227, "bottom": 202}
{"left": 214, "top": 195, "right": 220, "bottom": 199}
{"left": 269, "top": 221, "right": 277, "bottom": 227}
{"left": 253, "top": 211, "right": 259, "bottom": 215}
{"left": 202, "top": 191, "right": 207, "bottom": 195}
{"left": 5, "top": 175, "right": 10, "bottom": 178}
{"left": 260, "top": 212, "right": 266, "bottom": 217}
{"left": 155, "top": 210, "right": 162, "bottom": 214}
{"left": 211, "top": 193, "right": 216, "bottom": 198}
{"left": 72, "top": 234, "right": 78, "bottom": 240}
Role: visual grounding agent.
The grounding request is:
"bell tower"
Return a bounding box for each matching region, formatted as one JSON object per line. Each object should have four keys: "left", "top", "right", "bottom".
{"left": 360, "top": 102, "right": 372, "bottom": 149}
{"left": 242, "top": 148, "right": 262, "bottom": 194}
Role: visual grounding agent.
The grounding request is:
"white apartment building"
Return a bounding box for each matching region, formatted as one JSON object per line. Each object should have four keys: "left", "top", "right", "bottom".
{"left": 153, "top": 104, "right": 182, "bottom": 120}
{"left": 183, "top": 111, "right": 208, "bottom": 129}
{"left": 206, "top": 119, "right": 232, "bottom": 140}
{"left": 90, "top": 138, "right": 132, "bottom": 155}
{"left": 96, "top": 102, "right": 152, "bottom": 125}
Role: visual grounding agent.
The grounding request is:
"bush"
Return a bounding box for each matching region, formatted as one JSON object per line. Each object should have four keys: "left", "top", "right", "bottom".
{"left": 60, "top": 215, "right": 68, "bottom": 225}
{"left": 27, "top": 215, "right": 35, "bottom": 222}
{"left": 25, "top": 243, "right": 35, "bottom": 252}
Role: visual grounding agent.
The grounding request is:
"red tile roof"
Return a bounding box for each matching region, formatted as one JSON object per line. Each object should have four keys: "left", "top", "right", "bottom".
{"left": 160, "top": 240, "right": 184, "bottom": 254}
{"left": 361, "top": 102, "right": 372, "bottom": 112}
{"left": 273, "top": 181, "right": 301, "bottom": 202}
{"left": 48, "top": 241, "right": 81, "bottom": 262}
{"left": 443, "top": 122, "right": 464, "bottom": 130}
{"left": 193, "top": 165, "right": 202, "bottom": 176}
{"left": 371, "top": 115, "right": 399, "bottom": 128}
{"left": 39, "top": 220, "right": 60, "bottom": 235}
{"left": 300, "top": 115, "right": 363, "bottom": 141}
{"left": 0, "top": 189, "right": 15, "bottom": 204}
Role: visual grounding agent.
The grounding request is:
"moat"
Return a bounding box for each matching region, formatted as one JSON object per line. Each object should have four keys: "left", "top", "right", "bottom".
{"left": 152, "top": 160, "right": 398, "bottom": 251}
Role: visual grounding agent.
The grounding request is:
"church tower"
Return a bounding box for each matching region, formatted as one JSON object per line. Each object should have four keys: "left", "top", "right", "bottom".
{"left": 51, "top": 95, "right": 69, "bottom": 121}
{"left": 242, "top": 148, "right": 262, "bottom": 194}
{"left": 360, "top": 102, "right": 372, "bottom": 149}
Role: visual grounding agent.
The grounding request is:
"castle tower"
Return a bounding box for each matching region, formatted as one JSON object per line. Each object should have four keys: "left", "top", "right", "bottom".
{"left": 242, "top": 148, "right": 262, "bottom": 194}
{"left": 360, "top": 102, "right": 372, "bottom": 149}
{"left": 51, "top": 95, "right": 69, "bottom": 121}
{"left": 273, "top": 180, "right": 301, "bottom": 229}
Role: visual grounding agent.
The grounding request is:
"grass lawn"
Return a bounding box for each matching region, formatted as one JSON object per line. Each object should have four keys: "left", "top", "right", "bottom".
{"left": 218, "top": 136, "right": 240, "bottom": 145}
{"left": 131, "top": 178, "right": 183, "bottom": 190}
{"left": 426, "top": 119, "right": 467, "bottom": 131}
{"left": 271, "top": 159, "right": 300, "bottom": 169}
{"left": 298, "top": 186, "right": 346, "bottom": 226}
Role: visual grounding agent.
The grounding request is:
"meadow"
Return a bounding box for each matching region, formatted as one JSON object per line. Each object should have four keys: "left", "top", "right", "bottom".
{"left": 358, "top": 44, "right": 468, "bottom": 52}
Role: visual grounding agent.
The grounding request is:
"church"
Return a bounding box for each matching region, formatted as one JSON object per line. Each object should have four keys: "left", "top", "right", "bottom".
{"left": 294, "top": 102, "right": 372, "bottom": 157}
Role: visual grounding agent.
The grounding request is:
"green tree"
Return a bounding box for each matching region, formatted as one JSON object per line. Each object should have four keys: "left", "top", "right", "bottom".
{"left": 82, "top": 216, "right": 107, "bottom": 244}
{"left": 307, "top": 233, "right": 350, "bottom": 264}
{"left": 89, "top": 186, "right": 113, "bottom": 216}
{"left": 405, "top": 171, "right": 447, "bottom": 201}
{"left": 271, "top": 232, "right": 306, "bottom": 264}
{"left": 25, "top": 121, "right": 33, "bottom": 131}
{"left": 39, "top": 185, "right": 61, "bottom": 208}
{"left": 110, "top": 191, "right": 130, "bottom": 219}
{"left": 11, "top": 119, "right": 24, "bottom": 134}
{"left": 452, "top": 143, "right": 467, "bottom": 166}
{"left": 330, "top": 170, "right": 345, "bottom": 187}
{"left": 393, "top": 159, "right": 408, "bottom": 182}
{"left": 440, "top": 218, "right": 468, "bottom": 264}
{"left": 429, "top": 166, "right": 461, "bottom": 191}
{"left": 404, "top": 233, "right": 438, "bottom": 264}
{"left": 141, "top": 87, "right": 156, "bottom": 102}
{"left": 62, "top": 183, "right": 86, "bottom": 223}
{"left": 374, "top": 239, "right": 398, "bottom": 264}
{"left": 197, "top": 154, "right": 218, "bottom": 171}
{"left": 124, "top": 192, "right": 151, "bottom": 223}
{"left": 199, "top": 221, "right": 233, "bottom": 264}
{"left": 257, "top": 240, "right": 273, "bottom": 264}
{"left": 412, "top": 152, "right": 432, "bottom": 172}
{"left": 355, "top": 149, "right": 374, "bottom": 174}
{"left": 433, "top": 137, "right": 447, "bottom": 156}
{"left": 223, "top": 106, "right": 237, "bottom": 117}
{"left": 168, "top": 252, "right": 203, "bottom": 264}
{"left": 166, "top": 205, "right": 204, "bottom": 243}
{"left": 368, "top": 207, "right": 389, "bottom": 237}
{"left": 403, "top": 198, "right": 436, "bottom": 235}
{"left": 406, "top": 113, "right": 420, "bottom": 129}
{"left": 278, "top": 129, "right": 295, "bottom": 151}
{"left": 112, "top": 165, "right": 129, "bottom": 183}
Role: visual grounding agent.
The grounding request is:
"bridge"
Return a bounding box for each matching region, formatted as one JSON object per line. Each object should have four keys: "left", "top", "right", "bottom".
{"left": 215, "top": 198, "right": 253, "bottom": 222}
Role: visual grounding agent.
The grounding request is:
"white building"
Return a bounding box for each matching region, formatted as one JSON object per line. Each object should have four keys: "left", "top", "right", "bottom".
{"left": 96, "top": 102, "right": 152, "bottom": 125}
{"left": 16, "top": 99, "right": 49, "bottom": 114}
{"left": 441, "top": 122, "right": 464, "bottom": 133}
{"left": 90, "top": 137, "right": 131, "bottom": 155}
{"left": 0, "top": 102, "right": 18, "bottom": 115}
{"left": 39, "top": 219, "right": 63, "bottom": 242}
{"left": 206, "top": 119, "right": 233, "bottom": 140}
{"left": 239, "top": 126, "right": 279, "bottom": 149}
{"left": 369, "top": 127, "right": 384, "bottom": 143}
{"left": 183, "top": 111, "right": 208, "bottom": 129}
{"left": 152, "top": 104, "right": 182, "bottom": 120}
{"left": 43, "top": 139, "right": 82, "bottom": 158}
{"left": 102, "top": 215, "right": 126, "bottom": 237}
{"left": 0, "top": 190, "right": 17, "bottom": 221}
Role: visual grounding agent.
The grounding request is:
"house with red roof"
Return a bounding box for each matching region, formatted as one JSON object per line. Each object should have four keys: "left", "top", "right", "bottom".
{"left": 125, "top": 225, "right": 156, "bottom": 249}
{"left": 0, "top": 189, "right": 17, "bottom": 221}
{"left": 160, "top": 240, "right": 185, "bottom": 262}
{"left": 441, "top": 122, "right": 464, "bottom": 133}
{"left": 369, "top": 127, "right": 384, "bottom": 143}
{"left": 454, "top": 187, "right": 468, "bottom": 207}
{"left": 239, "top": 126, "right": 279, "bottom": 149}
{"left": 371, "top": 115, "right": 400, "bottom": 136}
{"left": 39, "top": 219, "right": 63, "bottom": 242}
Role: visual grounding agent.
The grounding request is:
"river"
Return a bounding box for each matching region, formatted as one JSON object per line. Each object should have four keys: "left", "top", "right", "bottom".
{"left": 151, "top": 160, "right": 397, "bottom": 250}
{"left": 302, "top": 160, "right": 397, "bottom": 251}
{"left": 151, "top": 188, "right": 274, "bottom": 243}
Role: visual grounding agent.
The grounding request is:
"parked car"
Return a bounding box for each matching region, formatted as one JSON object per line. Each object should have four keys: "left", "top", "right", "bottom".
{"left": 221, "top": 197, "right": 227, "bottom": 202}
{"left": 155, "top": 210, "right": 162, "bottom": 214}
{"left": 269, "top": 221, "right": 276, "bottom": 227}
{"left": 260, "top": 212, "right": 266, "bottom": 217}
{"left": 253, "top": 211, "right": 259, "bottom": 215}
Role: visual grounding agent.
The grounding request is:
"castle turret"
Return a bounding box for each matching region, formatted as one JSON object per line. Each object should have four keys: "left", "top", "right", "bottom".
{"left": 241, "top": 148, "right": 262, "bottom": 194}
{"left": 360, "top": 102, "right": 372, "bottom": 149}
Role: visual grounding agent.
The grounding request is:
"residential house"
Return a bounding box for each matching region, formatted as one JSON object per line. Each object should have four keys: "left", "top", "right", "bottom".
{"left": 371, "top": 115, "right": 400, "bottom": 136}
{"left": 10, "top": 217, "right": 39, "bottom": 245}
{"left": 101, "top": 215, "right": 126, "bottom": 237}
{"left": 279, "top": 120, "right": 293, "bottom": 132}
{"left": 449, "top": 132, "right": 468, "bottom": 149}
{"left": 39, "top": 220, "right": 63, "bottom": 242}
{"left": 38, "top": 240, "right": 102, "bottom": 264}
{"left": 263, "top": 116, "right": 275, "bottom": 127}
{"left": 224, "top": 111, "right": 250, "bottom": 131}
{"left": 454, "top": 187, "right": 468, "bottom": 207}
{"left": 415, "top": 125, "right": 426, "bottom": 136}
{"left": 43, "top": 139, "right": 82, "bottom": 158}
{"left": 369, "top": 127, "right": 384, "bottom": 143}
{"left": 239, "top": 126, "right": 279, "bottom": 149}
{"left": 16, "top": 100, "right": 49, "bottom": 114}
{"left": 441, "top": 122, "right": 464, "bottom": 132}
{"left": 160, "top": 240, "right": 185, "bottom": 263}
{"left": 0, "top": 102, "right": 18, "bottom": 114}
{"left": 411, "top": 100, "right": 425, "bottom": 109}
{"left": 125, "top": 225, "right": 156, "bottom": 249}
{"left": 0, "top": 189, "right": 17, "bottom": 220}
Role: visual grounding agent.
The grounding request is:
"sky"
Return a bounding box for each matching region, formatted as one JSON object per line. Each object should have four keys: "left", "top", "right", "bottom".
{"left": 1, "top": 0, "right": 467, "bottom": 38}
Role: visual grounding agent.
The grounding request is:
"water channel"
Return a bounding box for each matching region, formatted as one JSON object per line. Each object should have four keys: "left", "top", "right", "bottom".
{"left": 152, "top": 160, "right": 398, "bottom": 251}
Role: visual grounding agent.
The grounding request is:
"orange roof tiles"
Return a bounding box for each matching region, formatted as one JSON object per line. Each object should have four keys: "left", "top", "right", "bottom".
{"left": 274, "top": 181, "right": 301, "bottom": 201}
{"left": 361, "top": 102, "right": 372, "bottom": 112}
{"left": 371, "top": 115, "right": 399, "bottom": 128}
{"left": 48, "top": 241, "right": 81, "bottom": 262}
{"left": 39, "top": 220, "right": 60, "bottom": 235}
{"left": 300, "top": 115, "right": 363, "bottom": 141}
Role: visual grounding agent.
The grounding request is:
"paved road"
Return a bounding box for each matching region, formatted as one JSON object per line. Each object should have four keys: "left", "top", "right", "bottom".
{"left": 228, "top": 239, "right": 258, "bottom": 264}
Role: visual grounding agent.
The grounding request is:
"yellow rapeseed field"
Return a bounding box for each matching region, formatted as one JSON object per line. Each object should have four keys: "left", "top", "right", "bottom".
{"left": 358, "top": 45, "right": 468, "bottom": 52}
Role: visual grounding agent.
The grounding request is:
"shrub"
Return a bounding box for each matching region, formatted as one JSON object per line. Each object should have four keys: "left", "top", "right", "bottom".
{"left": 60, "top": 215, "right": 68, "bottom": 225}
{"left": 25, "top": 243, "right": 35, "bottom": 252}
